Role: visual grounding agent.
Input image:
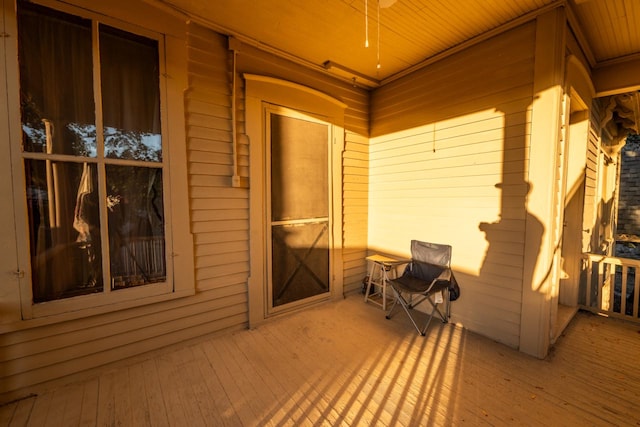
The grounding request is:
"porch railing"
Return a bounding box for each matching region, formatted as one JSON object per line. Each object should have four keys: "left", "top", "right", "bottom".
{"left": 583, "top": 253, "right": 640, "bottom": 322}
{"left": 111, "top": 236, "right": 166, "bottom": 288}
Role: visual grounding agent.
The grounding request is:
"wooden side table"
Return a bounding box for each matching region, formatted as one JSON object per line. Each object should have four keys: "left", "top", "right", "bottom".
{"left": 364, "top": 254, "right": 408, "bottom": 310}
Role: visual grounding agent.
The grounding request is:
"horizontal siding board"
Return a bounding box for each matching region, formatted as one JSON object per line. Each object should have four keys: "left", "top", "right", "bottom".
{"left": 187, "top": 111, "right": 233, "bottom": 130}
{"left": 196, "top": 275, "right": 248, "bottom": 292}
{"left": 185, "top": 76, "right": 230, "bottom": 98}
{"left": 191, "top": 220, "right": 248, "bottom": 234}
{"left": 343, "top": 205, "right": 368, "bottom": 216}
{"left": 193, "top": 231, "right": 249, "bottom": 245}
{"left": 189, "top": 187, "right": 248, "bottom": 199}
{"left": 187, "top": 125, "right": 233, "bottom": 141}
{"left": 368, "top": 158, "right": 528, "bottom": 181}
{"left": 196, "top": 251, "right": 249, "bottom": 269}
{"left": 368, "top": 173, "right": 527, "bottom": 192}
{"left": 195, "top": 241, "right": 248, "bottom": 257}
{"left": 187, "top": 56, "right": 229, "bottom": 79}
{"left": 369, "top": 146, "right": 529, "bottom": 171}
{"left": 189, "top": 175, "right": 235, "bottom": 187}
{"left": 196, "top": 262, "right": 249, "bottom": 282}
{"left": 191, "top": 198, "right": 248, "bottom": 211}
{"left": 186, "top": 92, "right": 232, "bottom": 112}
{"left": 343, "top": 165, "right": 368, "bottom": 176}
{"left": 188, "top": 138, "right": 233, "bottom": 153}
{"left": 186, "top": 94, "right": 231, "bottom": 113}
{"left": 187, "top": 151, "right": 233, "bottom": 165}
{"left": 189, "top": 163, "right": 234, "bottom": 177}
{"left": 191, "top": 209, "right": 248, "bottom": 222}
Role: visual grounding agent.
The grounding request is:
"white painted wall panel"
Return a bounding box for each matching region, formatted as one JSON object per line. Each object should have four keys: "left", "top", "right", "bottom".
{"left": 368, "top": 23, "right": 536, "bottom": 348}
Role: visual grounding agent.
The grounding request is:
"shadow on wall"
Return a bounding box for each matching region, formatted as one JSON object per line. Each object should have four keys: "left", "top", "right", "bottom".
{"left": 473, "top": 97, "right": 546, "bottom": 342}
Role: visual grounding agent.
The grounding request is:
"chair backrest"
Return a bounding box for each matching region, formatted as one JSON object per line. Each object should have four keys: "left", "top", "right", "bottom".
{"left": 410, "top": 240, "right": 451, "bottom": 268}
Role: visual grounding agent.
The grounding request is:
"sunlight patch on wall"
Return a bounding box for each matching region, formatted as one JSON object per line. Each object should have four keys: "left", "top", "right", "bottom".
{"left": 367, "top": 108, "right": 510, "bottom": 276}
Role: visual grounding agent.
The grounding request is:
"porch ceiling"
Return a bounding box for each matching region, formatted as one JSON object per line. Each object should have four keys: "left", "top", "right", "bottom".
{"left": 151, "top": 0, "right": 640, "bottom": 87}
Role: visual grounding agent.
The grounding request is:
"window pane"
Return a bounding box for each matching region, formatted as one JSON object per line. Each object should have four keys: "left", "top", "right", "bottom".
{"left": 106, "top": 166, "right": 166, "bottom": 289}
{"left": 25, "top": 160, "right": 103, "bottom": 302}
{"left": 17, "top": 2, "right": 96, "bottom": 157}
{"left": 100, "top": 25, "right": 162, "bottom": 162}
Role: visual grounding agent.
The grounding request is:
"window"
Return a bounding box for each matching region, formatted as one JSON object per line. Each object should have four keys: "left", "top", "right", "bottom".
{"left": 17, "top": 2, "right": 171, "bottom": 306}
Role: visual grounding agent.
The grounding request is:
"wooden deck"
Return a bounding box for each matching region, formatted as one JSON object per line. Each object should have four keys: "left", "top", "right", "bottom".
{"left": 1, "top": 293, "right": 639, "bottom": 426}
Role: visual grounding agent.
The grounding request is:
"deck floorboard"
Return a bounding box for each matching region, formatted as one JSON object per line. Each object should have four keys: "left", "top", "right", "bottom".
{"left": 2, "top": 294, "right": 639, "bottom": 426}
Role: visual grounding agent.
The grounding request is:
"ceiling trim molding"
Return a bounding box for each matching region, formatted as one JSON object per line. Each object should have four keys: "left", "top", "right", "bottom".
{"left": 565, "top": 0, "right": 596, "bottom": 67}
{"left": 595, "top": 52, "right": 640, "bottom": 70}
{"left": 147, "top": 0, "right": 342, "bottom": 84}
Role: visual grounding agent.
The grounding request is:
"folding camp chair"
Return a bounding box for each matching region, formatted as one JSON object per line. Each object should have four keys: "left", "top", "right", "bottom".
{"left": 386, "top": 240, "right": 454, "bottom": 336}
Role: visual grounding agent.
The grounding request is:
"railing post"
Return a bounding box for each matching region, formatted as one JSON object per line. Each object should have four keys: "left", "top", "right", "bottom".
{"left": 582, "top": 253, "right": 640, "bottom": 322}
{"left": 585, "top": 254, "right": 592, "bottom": 308}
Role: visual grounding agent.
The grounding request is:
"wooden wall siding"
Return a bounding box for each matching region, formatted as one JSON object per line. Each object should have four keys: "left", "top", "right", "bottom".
{"left": 231, "top": 37, "right": 371, "bottom": 293}
{"left": 342, "top": 132, "right": 370, "bottom": 291}
{"left": 584, "top": 101, "right": 602, "bottom": 254}
{"left": 186, "top": 24, "right": 251, "bottom": 308}
{"left": 368, "top": 23, "right": 536, "bottom": 348}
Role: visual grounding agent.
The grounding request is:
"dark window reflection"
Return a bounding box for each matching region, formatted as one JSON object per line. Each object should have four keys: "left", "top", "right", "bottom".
{"left": 100, "top": 24, "right": 162, "bottom": 162}
{"left": 26, "top": 160, "right": 103, "bottom": 302}
{"left": 18, "top": 2, "right": 96, "bottom": 157}
{"left": 106, "top": 165, "right": 166, "bottom": 289}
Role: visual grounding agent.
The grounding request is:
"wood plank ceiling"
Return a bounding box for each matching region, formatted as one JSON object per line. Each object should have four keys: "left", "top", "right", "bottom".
{"left": 154, "top": 0, "right": 640, "bottom": 87}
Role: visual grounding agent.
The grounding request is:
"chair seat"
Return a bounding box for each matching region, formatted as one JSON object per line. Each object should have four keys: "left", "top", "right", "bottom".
{"left": 392, "top": 275, "right": 449, "bottom": 294}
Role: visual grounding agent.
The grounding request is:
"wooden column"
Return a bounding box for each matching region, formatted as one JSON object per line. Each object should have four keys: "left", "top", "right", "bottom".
{"left": 519, "top": 7, "right": 567, "bottom": 358}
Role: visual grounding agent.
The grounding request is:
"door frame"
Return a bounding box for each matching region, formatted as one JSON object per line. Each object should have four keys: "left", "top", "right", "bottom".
{"left": 245, "top": 74, "right": 347, "bottom": 327}
{"left": 0, "top": 0, "right": 22, "bottom": 324}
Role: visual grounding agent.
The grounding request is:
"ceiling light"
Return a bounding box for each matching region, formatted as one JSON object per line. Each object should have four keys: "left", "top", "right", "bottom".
{"left": 322, "top": 61, "right": 380, "bottom": 88}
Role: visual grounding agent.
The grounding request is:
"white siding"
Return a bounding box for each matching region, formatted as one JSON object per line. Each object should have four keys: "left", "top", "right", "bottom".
{"left": 186, "top": 25, "right": 250, "bottom": 309}
{"left": 368, "top": 23, "right": 536, "bottom": 347}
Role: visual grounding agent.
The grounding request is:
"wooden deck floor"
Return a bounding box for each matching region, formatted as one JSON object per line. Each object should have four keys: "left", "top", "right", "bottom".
{"left": 2, "top": 293, "right": 640, "bottom": 426}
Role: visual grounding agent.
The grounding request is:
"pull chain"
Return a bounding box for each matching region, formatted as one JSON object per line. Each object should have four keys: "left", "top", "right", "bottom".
{"left": 365, "top": 0, "right": 369, "bottom": 47}
{"left": 377, "top": 0, "right": 381, "bottom": 69}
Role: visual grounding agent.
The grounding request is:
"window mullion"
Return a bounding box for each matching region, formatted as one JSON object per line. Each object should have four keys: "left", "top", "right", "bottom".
{"left": 92, "top": 21, "right": 111, "bottom": 295}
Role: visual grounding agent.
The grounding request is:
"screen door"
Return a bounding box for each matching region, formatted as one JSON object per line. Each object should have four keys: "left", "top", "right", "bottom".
{"left": 267, "top": 107, "right": 331, "bottom": 310}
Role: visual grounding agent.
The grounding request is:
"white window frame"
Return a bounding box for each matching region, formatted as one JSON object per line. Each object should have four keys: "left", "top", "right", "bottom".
{"left": 4, "top": 0, "right": 194, "bottom": 323}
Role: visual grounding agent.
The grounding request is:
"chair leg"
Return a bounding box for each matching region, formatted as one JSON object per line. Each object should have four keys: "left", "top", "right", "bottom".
{"left": 420, "top": 297, "right": 447, "bottom": 335}
{"left": 399, "top": 295, "right": 424, "bottom": 335}
{"left": 387, "top": 288, "right": 425, "bottom": 335}
{"left": 385, "top": 288, "right": 400, "bottom": 319}
{"left": 388, "top": 288, "right": 450, "bottom": 336}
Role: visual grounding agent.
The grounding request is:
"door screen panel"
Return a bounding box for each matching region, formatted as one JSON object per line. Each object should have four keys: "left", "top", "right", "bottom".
{"left": 270, "top": 114, "right": 328, "bottom": 220}
{"left": 271, "top": 222, "right": 329, "bottom": 307}
{"left": 269, "top": 112, "right": 330, "bottom": 308}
